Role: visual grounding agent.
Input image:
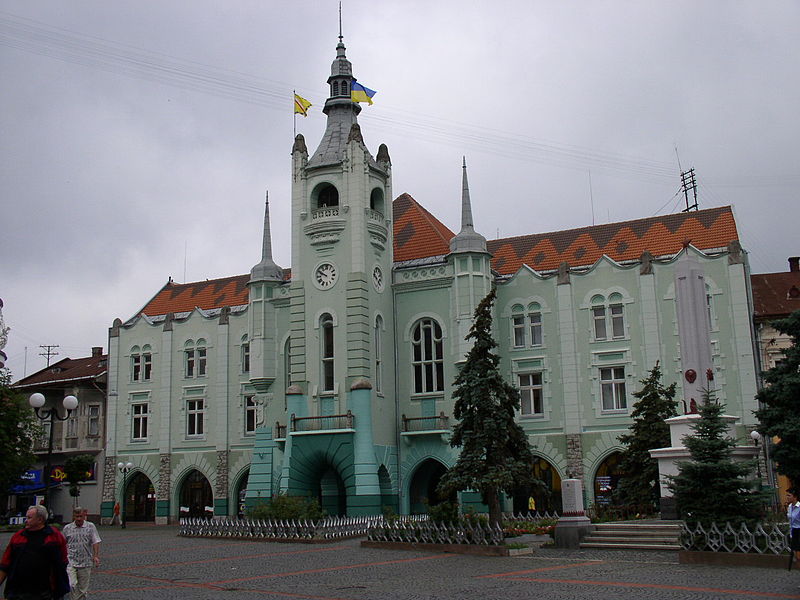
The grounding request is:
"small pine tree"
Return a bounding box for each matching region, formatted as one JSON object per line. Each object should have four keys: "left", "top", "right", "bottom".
{"left": 669, "top": 389, "right": 767, "bottom": 526}
{"left": 615, "top": 362, "right": 677, "bottom": 509}
{"left": 438, "top": 288, "right": 541, "bottom": 528}
{"left": 755, "top": 309, "right": 800, "bottom": 488}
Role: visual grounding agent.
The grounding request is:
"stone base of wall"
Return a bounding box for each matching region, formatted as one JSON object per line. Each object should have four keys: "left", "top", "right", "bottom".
{"left": 679, "top": 550, "right": 790, "bottom": 569}
{"left": 360, "top": 540, "right": 532, "bottom": 557}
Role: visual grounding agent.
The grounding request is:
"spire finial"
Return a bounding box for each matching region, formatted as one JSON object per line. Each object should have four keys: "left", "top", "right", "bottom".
{"left": 338, "top": 2, "right": 343, "bottom": 43}
{"left": 449, "top": 157, "right": 487, "bottom": 254}
{"left": 262, "top": 191, "right": 273, "bottom": 261}
{"left": 461, "top": 156, "right": 473, "bottom": 229}
{"left": 250, "top": 190, "right": 283, "bottom": 282}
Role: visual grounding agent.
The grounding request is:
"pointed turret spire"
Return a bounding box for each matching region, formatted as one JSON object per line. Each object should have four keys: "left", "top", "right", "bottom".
{"left": 450, "top": 158, "right": 487, "bottom": 253}
{"left": 250, "top": 192, "right": 283, "bottom": 282}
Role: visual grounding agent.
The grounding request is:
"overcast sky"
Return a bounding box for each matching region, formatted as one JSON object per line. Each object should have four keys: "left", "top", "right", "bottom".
{"left": 1, "top": 1, "right": 798, "bottom": 381}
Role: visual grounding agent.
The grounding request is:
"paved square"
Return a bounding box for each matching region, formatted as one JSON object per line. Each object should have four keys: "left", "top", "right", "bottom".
{"left": 3, "top": 525, "right": 799, "bottom": 599}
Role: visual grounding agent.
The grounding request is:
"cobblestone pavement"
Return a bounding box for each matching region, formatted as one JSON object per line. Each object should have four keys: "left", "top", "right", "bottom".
{"left": 3, "top": 525, "right": 799, "bottom": 599}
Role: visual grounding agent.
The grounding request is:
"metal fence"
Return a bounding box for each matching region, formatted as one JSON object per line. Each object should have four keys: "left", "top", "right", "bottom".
{"left": 179, "top": 515, "right": 383, "bottom": 540}
{"left": 368, "top": 519, "right": 505, "bottom": 546}
{"left": 680, "top": 521, "right": 791, "bottom": 554}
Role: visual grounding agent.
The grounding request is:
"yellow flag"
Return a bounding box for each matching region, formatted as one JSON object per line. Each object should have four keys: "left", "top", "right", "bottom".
{"left": 294, "top": 93, "right": 312, "bottom": 117}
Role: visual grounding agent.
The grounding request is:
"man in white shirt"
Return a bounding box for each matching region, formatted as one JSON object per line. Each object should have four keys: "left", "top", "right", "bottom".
{"left": 62, "top": 507, "right": 101, "bottom": 600}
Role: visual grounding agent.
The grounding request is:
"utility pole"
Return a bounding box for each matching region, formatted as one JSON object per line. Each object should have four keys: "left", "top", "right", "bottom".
{"left": 39, "top": 344, "right": 60, "bottom": 367}
{"left": 680, "top": 168, "right": 698, "bottom": 212}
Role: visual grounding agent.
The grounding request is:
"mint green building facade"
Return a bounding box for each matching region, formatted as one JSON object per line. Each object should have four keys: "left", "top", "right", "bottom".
{"left": 102, "top": 40, "right": 760, "bottom": 522}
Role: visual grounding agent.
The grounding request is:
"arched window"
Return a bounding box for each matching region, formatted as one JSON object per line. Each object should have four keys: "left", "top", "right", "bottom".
{"left": 241, "top": 335, "right": 250, "bottom": 374}
{"left": 185, "top": 339, "right": 207, "bottom": 378}
{"left": 332, "top": 81, "right": 339, "bottom": 96}
{"left": 370, "top": 188, "right": 384, "bottom": 214}
{"left": 374, "top": 316, "right": 383, "bottom": 393}
{"left": 316, "top": 184, "right": 339, "bottom": 208}
{"left": 283, "top": 337, "right": 291, "bottom": 410}
{"left": 320, "top": 314, "right": 334, "bottom": 393}
{"left": 592, "top": 294, "right": 625, "bottom": 341}
{"left": 131, "top": 344, "right": 153, "bottom": 382}
{"left": 412, "top": 319, "right": 444, "bottom": 394}
{"left": 511, "top": 303, "right": 543, "bottom": 348}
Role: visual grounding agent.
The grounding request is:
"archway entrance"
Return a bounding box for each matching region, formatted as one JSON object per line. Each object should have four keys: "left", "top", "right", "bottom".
{"left": 125, "top": 472, "right": 155, "bottom": 522}
{"left": 378, "top": 465, "right": 396, "bottom": 513}
{"left": 317, "top": 466, "right": 346, "bottom": 516}
{"left": 594, "top": 452, "right": 625, "bottom": 506}
{"left": 408, "top": 459, "right": 452, "bottom": 514}
{"left": 513, "top": 457, "right": 563, "bottom": 514}
{"left": 180, "top": 470, "right": 213, "bottom": 518}
{"left": 235, "top": 470, "right": 249, "bottom": 518}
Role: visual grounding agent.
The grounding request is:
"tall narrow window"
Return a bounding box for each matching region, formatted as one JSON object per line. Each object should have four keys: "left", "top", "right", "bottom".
{"left": 592, "top": 304, "right": 607, "bottom": 340}
{"left": 244, "top": 395, "right": 257, "bottom": 434}
{"left": 333, "top": 81, "right": 339, "bottom": 96}
{"left": 185, "top": 340, "right": 207, "bottom": 378}
{"left": 518, "top": 373, "right": 543, "bottom": 416}
{"left": 132, "top": 403, "right": 148, "bottom": 440}
{"left": 600, "top": 367, "right": 627, "bottom": 411}
{"left": 320, "top": 314, "right": 334, "bottom": 393}
{"left": 132, "top": 352, "right": 142, "bottom": 381}
{"left": 241, "top": 337, "right": 250, "bottom": 373}
{"left": 374, "top": 316, "right": 383, "bottom": 393}
{"left": 197, "top": 344, "right": 207, "bottom": 376}
{"left": 283, "top": 337, "right": 291, "bottom": 399}
{"left": 66, "top": 413, "right": 78, "bottom": 438}
{"left": 142, "top": 351, "right": 152, "bottom": 380}
{"left": 412, "top": 318, "right": 444, "bottom": 394}
{"left": 511, "top": 305, "right": 525, "bottom": 347}
{"left": 528, "top": 303, "right": 543, "bottom": 346}
{"left": 187, "top": 399, "right": 205, "bottom": 436}
{"left": 88, "top": 405, "right": 100, "bottom": 437}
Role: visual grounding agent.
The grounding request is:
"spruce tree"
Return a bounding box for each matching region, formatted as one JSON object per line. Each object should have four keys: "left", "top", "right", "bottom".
{"left": 615, "top": 361, "right": 677, "bottom": 508}
{"left": 438, "top": 288, "right": 540, "bottom": 528}
{"left": 669, "top": 389, "right": 766, "bottom": 526}
{"left": 755, "top": 309, "right": 800, "bottom": 487}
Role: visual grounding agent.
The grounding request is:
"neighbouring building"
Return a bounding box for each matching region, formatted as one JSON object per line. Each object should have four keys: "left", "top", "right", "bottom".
{"left": 11, "top": 348, "right": 107, "bottom": 522}
{"left": 102, "top": 37, "right": 761, "bottom": 523}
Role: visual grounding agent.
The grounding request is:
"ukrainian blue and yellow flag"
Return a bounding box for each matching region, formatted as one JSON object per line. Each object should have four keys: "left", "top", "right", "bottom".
{"left": 351, "top": 82, "right": 376, "bottom": 105}
{"left": 294, "top": 93, "right": 312, "bottom": 117}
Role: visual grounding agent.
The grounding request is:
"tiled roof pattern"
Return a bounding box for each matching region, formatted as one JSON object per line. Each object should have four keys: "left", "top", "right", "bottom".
{"left": 751, "top": 271, "right": 800, "bottom": 319}
{"left": 485, "top": 206, "right": 738, "bottom": 275}
{"left": 141, "top": 275, "right": 251, "bottom": 316}
{"left": 13, "top": 354, "right": 108, "bottom": 388}
{"left": 392, "top": 193, "right": 455, "bottom": 262}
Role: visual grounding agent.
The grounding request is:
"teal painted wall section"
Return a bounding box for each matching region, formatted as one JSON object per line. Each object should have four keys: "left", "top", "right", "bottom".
{"left": 156, "top": 500, "right": 170, "bottom": 517}
{"left": 214, "top": 498, "right": 228, "bottom": 515}
{"left": 246, "top": 427, "right": 275, "bottom": 504}
{"left": 100, "top": 500, "right": 113, "bottom": 518}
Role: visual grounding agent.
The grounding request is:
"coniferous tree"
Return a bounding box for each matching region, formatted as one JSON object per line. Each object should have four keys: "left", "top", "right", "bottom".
{"left": 669, "top": 389, "right": 767, "bottom": 526}
{"left": 0, "top": 370, "right": 41, "bottom": 495}
{"left": 755, "top": 309, "right": 800, "bottom": 487}
{"left": 438, "top": 288, "right": 541, "bottom": 528}
{"left": 615, "top": 362, "right": 677, "bottom": 508}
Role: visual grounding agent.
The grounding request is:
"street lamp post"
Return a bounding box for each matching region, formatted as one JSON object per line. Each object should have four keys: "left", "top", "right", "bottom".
{"left": 750, "top": 430, "right": 763, "bottom": 482}
{"left": 117, "top": 461, "right": 134, "bottom": 529}
{"left": 28, "top": 392, "right": 79, "bottom": 518}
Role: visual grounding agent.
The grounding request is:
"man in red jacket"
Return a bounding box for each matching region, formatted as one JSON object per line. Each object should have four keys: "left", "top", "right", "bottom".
{"left": 0, "top": 504, "right": 70, "bottom": 599}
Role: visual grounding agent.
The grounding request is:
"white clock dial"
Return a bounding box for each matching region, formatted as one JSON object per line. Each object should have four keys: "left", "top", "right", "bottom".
{"left": 314, "top": 263, "right": 338, "bottom": 289}
{"left": 372, "top": 266, "right": 384, "bottom": 292}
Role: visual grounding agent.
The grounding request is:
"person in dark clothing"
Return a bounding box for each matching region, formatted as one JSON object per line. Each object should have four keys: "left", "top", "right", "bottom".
{"left": 0, "top": 504, "right": 70, "bottom": 599}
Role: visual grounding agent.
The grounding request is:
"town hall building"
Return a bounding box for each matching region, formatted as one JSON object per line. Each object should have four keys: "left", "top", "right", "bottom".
{"left": 102, "top": 37, "right": 760, "bottom": 523}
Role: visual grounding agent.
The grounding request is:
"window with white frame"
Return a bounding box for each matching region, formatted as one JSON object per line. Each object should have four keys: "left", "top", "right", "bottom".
{"left": 186, "top": 399, "right": 205, "bottom": 436}
{"left": 132, "top": 403, "right": 148, "bottom": 440}
{"left": 87, "top": 404, "right": 100, "bottom": 437}
{"left": 374, "top": 315, "right": 383, "bottom": 393}
{"left": 131, "top": 345, "right": 153, "bottom": 382}
{"left": 241, "top": 336, "right": 250, "bottom": 373}
{"left": 592, "top": 293, "right": 626, "bottom": 341}
{"left": 412, "top": 318, "right": 444, "bottom": 394}
{"left": 320, "top": 314, "right": 335, "bottom": 393}
{"left": 244, "top": 395, "right": 257, "bottom": 434}
{"left": 185, "top": 340, "right": 207, "bottom": 378}
{"left": 518, "top": 372, "right": 544, "bottom": 416}
{"left": 511, "top": 303, "right": 543, "bottom": 347}
{"left": 600, "top": 367, "right": 627, "bottom": 411}
{"left": 65, "top": 412, "right": 78, "bottom": 438}
{"left": 283, "top": 337, "right": 291, "bottom": 409}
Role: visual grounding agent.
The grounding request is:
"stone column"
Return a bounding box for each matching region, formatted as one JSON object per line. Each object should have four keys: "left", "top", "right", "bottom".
{"left": 157, "top": 453, "right": 171, "bottom": 525}
{"left": 215, "top": 450, "right": 229, "bottom": 517}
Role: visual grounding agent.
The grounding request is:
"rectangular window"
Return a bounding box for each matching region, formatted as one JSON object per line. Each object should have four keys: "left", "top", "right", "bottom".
{"left": 132, "top": 403, "right": 148, "bottom": 440}
{"left": 593, "top": 307, "right": 607, "bottom": 340}
{"left": 88, "top": 405, "right": 100, "bottom": 437}
{"left": 600, "top": 367, "right": 627, "bottom": 411}
{"left": 512, "top": 316, "right": 526, "bottom": 347}
{"left": 143, "top": 353, "right": 152, "bottom": 380}
{"left": 132, "top": 354, "right": 142, "bottom": 381}
{"left": 187, "top": 399, "right": 205, "bottom": 436}
{"left": 244, "top": 396, "right": 257, "bottom": 434}
{"left": 610, "top": 304, "right": 625, "bottom": 338}
{"left": 242, "top": 343, "right": 250, "bottom": 373}
{"left": 185, "top": 350, "right": 195, "bottom": 378}
{"left": 374, "top": 322, "right": 382, "bottom": 393}
{"left": 197, "top": 348, "right": 207, "bottom": 376}
{"left": 66, "top": 413, "right": 78, "bottom": 438}
{"left": 518, "top": 373, "right": 543, "bottom": 416}
{"left": 529, "top": 312, "right": 542, "bottom": 346}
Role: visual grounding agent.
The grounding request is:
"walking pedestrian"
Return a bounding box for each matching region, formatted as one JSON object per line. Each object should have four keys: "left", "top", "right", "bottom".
{"left": 109, "top": 502, "right": 120, "bottom": 526}
{"left": 62, "top": 507, "right": 101, "bottom": 600}
{"left": 0, "top": 504, "right": 70, "bottom": 599}
{"left": 788, "top": 488, "right": 800, "bottom": 570}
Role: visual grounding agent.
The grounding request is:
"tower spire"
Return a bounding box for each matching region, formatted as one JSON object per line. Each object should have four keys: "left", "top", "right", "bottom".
{"left": 250, "top": 191, "right": 283, "bottom": 282}
{"left": 450, "top": 157, "right": 487, "bottom": 253}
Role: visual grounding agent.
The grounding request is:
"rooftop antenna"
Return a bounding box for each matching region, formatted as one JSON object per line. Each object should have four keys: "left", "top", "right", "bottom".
{"left": 675, "top": 145, "right": 698, "bottom": 212}
{"left": 39, "top": 344, "right": 59, "bottom": 367}
{"left": 588, "top": 169, "right": 595, "bottom": 226}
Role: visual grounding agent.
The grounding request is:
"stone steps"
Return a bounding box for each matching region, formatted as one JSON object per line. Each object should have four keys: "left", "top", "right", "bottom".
{"left": 580, "top": 521, "right": 681, "bottom": 551}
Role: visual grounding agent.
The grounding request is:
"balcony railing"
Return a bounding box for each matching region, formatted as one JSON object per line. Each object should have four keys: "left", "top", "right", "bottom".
{"left": 401, "top": 412, "right": 449, "bottom": 433}
{"left": 291, "top": 411, "right": 354, "bottom": 433}
{"left": 311, "top": 206, "right": 340, "bottom": 220}
{"left": 365, "top": 208, "right": 384, "bottom": 223}
{"left": 275, "top": 423, "right": 287, "bottom": 440}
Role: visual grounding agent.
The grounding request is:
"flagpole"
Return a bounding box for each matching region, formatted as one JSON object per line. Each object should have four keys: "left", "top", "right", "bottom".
{"left": 293, "top": 89, "right": 297, "bottom": 137}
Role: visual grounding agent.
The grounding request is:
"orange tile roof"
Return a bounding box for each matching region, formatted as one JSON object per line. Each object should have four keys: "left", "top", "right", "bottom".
{"left": 751, "top": 270, "right": 800, "bottom": 319}
{"left": 140, "top": 275, "right": 250, "bottom": 316}
{"left": 486, "top": 206, "right": 738, "bottom": 275}
{"left": 392, "top": 192, "right": 455, "bottom": 262}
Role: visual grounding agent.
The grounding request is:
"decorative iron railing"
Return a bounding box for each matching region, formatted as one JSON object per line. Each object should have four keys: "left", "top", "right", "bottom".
{"left": 368, "top": 519, "right": 505, "bottom": 546}
{"left": 401, "top": 412, "right": 449, "bottom": 433}
{"left": 291, "top": 411, "right": 354, "bottom": 432}
{"left": 179, "top": 515, "right": 383, "bottom": 540}
{"left": 311, "top": 207, "right": 340, "bottom": 220}
{"left": 680, "top": 521, "right": 791, "bottom": 554}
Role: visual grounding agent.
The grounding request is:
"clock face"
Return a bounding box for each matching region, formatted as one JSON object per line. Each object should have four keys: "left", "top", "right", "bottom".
{"left": 314, "top": 263, "right": 338, "bottom": 289}
{"left": 372, "top": 266, "right": 384, "bottom": 292}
